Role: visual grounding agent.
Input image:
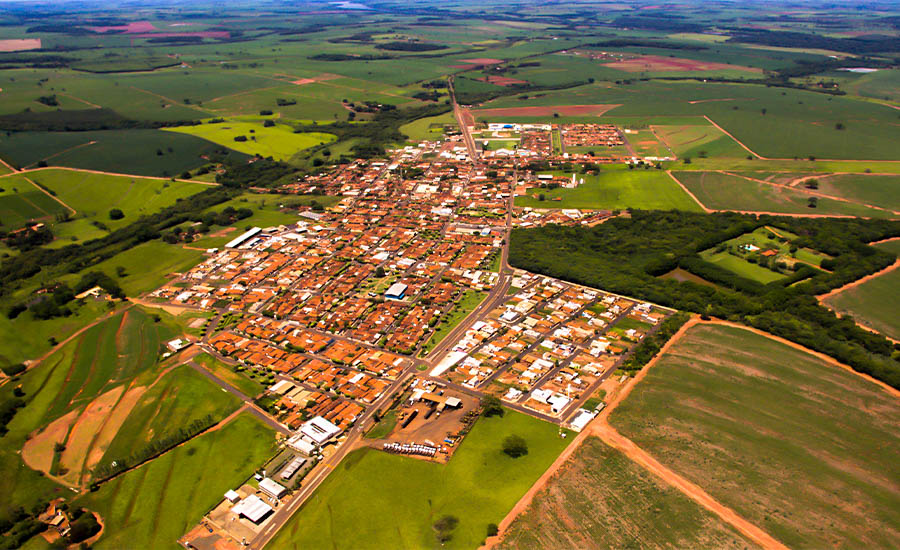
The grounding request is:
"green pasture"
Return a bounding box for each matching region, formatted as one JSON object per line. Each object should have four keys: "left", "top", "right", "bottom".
{"left": 813, "top": 173, "right": 900, "bottom": 213}
{"left": 400, "top": 112, "right": 456, "bottom": 142}
{"left": 611, "top": 323, "right": 900, "bottom": 548}
{"left": 193, "top": 352, "right": 264, "bottom": 398}
{"left": 0, "top": 176, "right": 69, "bottom": 231}
{"left": 824, "top": 240, "right": 900, "bottom": 340}
{"left": 699, "top": 248, "right": 787, "bottom": 284}
{"left": 672, "top": 171, "right": 895, "bottom": 217}
{"left": 497, "top": 437, "right": 752, "bottom": 550}
{"left": 98, "top": 364, "right": 242, "bottom": 470}
{"left": 269, "top": 409, "right": 571, "bottom": 550}
{"left": 516, "top": 169, "right": 703, "bottom": 212}
{"left": 78, "top": 413, "right": 276, "bottom": 550}
{"left": 165, "top": 119, "right": 335, "bottom": 162}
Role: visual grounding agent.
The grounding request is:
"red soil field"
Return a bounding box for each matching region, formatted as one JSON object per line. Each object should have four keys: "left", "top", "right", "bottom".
{"left": 473, "top": 104, "right": 621, "bottom": 117}
{"left": 477, "top": 76, "right": 528, "bottom": 87}
{"left": 90, "top": 21, "right": 157, "bottom": 33}
{"left": 606, "top": 55, "right": 761, "bottom": 74}
{"left": 0, "top": 38, "right": 41, "bottom": 52}
{"left": 458, "top": 58, "right": 504, "bottom": 64}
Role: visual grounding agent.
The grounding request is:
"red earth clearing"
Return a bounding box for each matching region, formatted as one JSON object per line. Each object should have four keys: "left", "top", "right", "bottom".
{"left": 606, "top": 55, "right": 761, "bottom": 74}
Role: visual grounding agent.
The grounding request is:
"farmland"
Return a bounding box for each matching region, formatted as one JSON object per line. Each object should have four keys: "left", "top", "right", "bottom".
{"left": 516, "top": 169, "right": 703, "bottom": 212}
{"left": 823, "top": 239, "right": 900, "bottom": 340}
{"left": 268, "top": 410, "right": 571, "bottom": 550}
{"left": 164, "top": 119, "right": 336, "bottom": 162}
{"left": 610, "top": 323, "right": 900, "bottom": 549}
{"left": 671, "top": 171, "right": 895, "bottom": 217}
{"left": 497, "top": 437, "right": 753, "bottom": 550}
{"left": 77, "top": 413, "right": 276, "bottom": 549}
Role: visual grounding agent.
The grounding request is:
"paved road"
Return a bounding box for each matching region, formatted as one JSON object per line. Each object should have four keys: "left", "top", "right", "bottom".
{"left": 449, "top": 76, "right": 478, "bottom": 160}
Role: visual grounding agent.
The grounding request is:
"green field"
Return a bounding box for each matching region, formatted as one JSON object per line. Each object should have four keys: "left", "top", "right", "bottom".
{"left": 98, "top": 364, "right": 242, "bottom": 470}
{"left": 193, "top": 352, "right": 265, "bottom": 398}
{"left": 699, "top": 248, "right": 787, "bottom": 283}
{"left": 516, "top": 169, "right": 703, "bottom": 212}
{"left": 0, "top": 177, "right": 70, "bottom": 231}
{"left": 0, "top": 129, "right": 249, "bottom": 177}
{"left": 78, "top": 413, "right": 276, "bottom": 550}
{"left": 610, "top": 323, "right": 900, "bottom": 549}
{"left": 823, "top": 239, "right": 900, "bottom": 340}
{"left": 812, "top": 173, "right": 900, "bottom": 213}
{"left": 269, "top": 409, "right": 571, "bottom": 550}
{"left": 400, "top": 112, "right": 456, "bottom": 142}
{"left": 165, "top": 119, "right": 336, "bottom": 162}
{"left": 497, "top": 437, "right": 753, "bottom": 549}
{"left": 421, "top": 290, "right": 487, "bottom": 355}
{"left": 672, "top": 171, "right": 894, "bottom": 217}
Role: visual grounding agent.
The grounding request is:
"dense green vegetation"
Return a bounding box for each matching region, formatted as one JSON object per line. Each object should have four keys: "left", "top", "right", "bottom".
{"left": 611, "top": 323, "right": 900, "bottom": 548}
{"left": 510, "top": 211, "right": 900, "bottom": 387}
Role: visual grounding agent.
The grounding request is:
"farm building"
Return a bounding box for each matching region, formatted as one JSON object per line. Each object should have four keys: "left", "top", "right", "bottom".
{"left": 259, "top": 477, "right": 288, "bottom": 499}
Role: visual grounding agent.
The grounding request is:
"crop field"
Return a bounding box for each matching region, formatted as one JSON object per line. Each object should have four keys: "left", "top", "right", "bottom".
{"left": 610, "top": 323, "right": 900, "bottom": 548}
{"left": 0, "top": 176, "right": 69, "bottom": 231}
{"left": 844, "top": 68, "right": 900, "bottom": 103}
{"left": 164, "top": 119, "right": 336, "bottom": 162}
{"left": 479, "top": 81, "right": 900, "bottom": 160}
{"left": 400, "top": 112, "right": 457, "bottom": 142}
{"left": 27, "top": 168, "right": 208, "bottom": 229}
{"left": 671, "top": 171, "right": 895, "bottom": 217}
{"left": 0, "top": 129, "right": 248, "bottom": 176}
{"left": 823, "top": 240, "right": 900, "bottom": 340}
{"left": 77, "top": 413, "right": 276, "bottom": 549}
{"left": 516, "top": 169, "right": 703, "bottom": 212}
{"left": 269, "top": 409, "right": 571, "bottom": 550}
{"left": 497, "top": 437, "right": 752, "bottom": 549}
{"left": 652, "top": 124, "right": 747, "bottom": 158}
{"left": 810, "top": 173, "right": 900, "bottom": 213}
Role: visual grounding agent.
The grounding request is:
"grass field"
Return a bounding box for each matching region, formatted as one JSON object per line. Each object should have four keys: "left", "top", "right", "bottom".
{"left": 516, "top": 169, "right": 703, "bottom": 212}
{"left": 812, "top": 173, "right": 900, "bottom": 212}
{"left": 269, "top": 410, "right": 571, "bottom": 550}
{"left": 497, "top": 437, "right": 753, "bottom": 549}
{"left": 672, "top": 171, "right": 894, "bottom": 217}
{"left": 193, "top": 352, "right": 264, "bottom": 398}
{"left": 610, "top": 323, "right": 900, "bottom": 548}
{"left": 0, "top": 129, "right": 249, "bottom": 177}
{"left": 421, "top": 290, "right": 487, "bottom": 355}
{"left": 78, "top": 413, "right": 276, "bottom": 550}
{"left": 699, "top": 248, "right": 787, "bottom": 284}
{"left": 164, "top": 119, "right": 336, "bottom": 162}
{"left": 0, "top": 176, "right": 70, "bottom": 231}
{"left": 823, "top": 240, "right": 900, "bottom": 340}
{"left": 400, "top": 112, "right": 456, "bottom": 142}
{"left": 97, "top": 364, "right": 242, "bottom": 471}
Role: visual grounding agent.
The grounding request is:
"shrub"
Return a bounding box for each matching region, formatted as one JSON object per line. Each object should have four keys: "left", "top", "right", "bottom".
{"left": 108, "top": 208, "right": 124, "bottom": 220}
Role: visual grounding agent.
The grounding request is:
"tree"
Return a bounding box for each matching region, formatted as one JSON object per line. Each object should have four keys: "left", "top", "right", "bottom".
{"left": 109, "top": 208, "right": 124, "bottom": 220}
{"left": 375, "top": 266, "right": 386, "bottom": 278}
{"left": 502, "top": 435, "right": 528, "bottom": 458}
{"left": 487, "top": 524, "right": 499, "bottom": 537}
{"left": 481, "top": 395, "right": 503, "bottom": 417}
{"left": 808, "top": 197, "right": 818, "bottom": 208}
{"left": 433, "top": 515, "right": 459, "bottom": 543}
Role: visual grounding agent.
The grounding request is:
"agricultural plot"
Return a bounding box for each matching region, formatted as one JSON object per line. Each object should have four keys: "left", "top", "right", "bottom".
{"left": 652, "top": 123, "right": 747, "bottom": 159}
{"left": 27, "top": 168, "right": 208, "bottom": 231}
{"left": 269, "top": 410, "right": 570, "bottom": 550}
{"left": 479, "top": 81, "right": 900, "bottom": 160}
{"left": 193, "top": 352, "right": 265, "bottom": 398}
{"left": 164, "top": 119, "right": 336, "bottom": 162}
{"left": 809, "top": 173, "right": 900, "bottom": 213}
{"left": 400, "top": 111, "right": 457, "bottom": 142}
{"left": 672, "top": 171, "right": 894, "bottom": 217}
{"left": 0, "top": 129, "right": 249, "bottom": 177}
{"left": 610, "top": 323, "right": 900, "bottom": 549}
{"left": 823, "top": 240, "right": 900, "bottom": 340}
{"left": 624, "top": 129, "right": 670, "bottom": 158}
{"left": 497, "top": 437, "right": 753, "bottom": 550}
{"left": 77, "top": 413, "right": 276, "bottom": 550}
{"left": 0, "top": 177, "right": 69, "bottom": 231}
{"left": 516, "top": 169, "right": 703, "bottom": 212}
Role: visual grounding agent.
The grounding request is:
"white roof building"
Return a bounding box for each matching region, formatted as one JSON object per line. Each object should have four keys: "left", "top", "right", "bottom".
{"left": 232, "top": 495, "right": 273, "bottom": 524}
{"left": 299, "top": 416, "right": 341, "bottom": 446}
{"left": 259, "top": 477, "right": 287, "bottom": 499}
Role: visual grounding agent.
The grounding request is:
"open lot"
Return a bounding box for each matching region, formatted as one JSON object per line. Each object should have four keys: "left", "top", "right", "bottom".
{"left": 517, "top": 169, "right": 703, "bottom": 212}
{"left": 823, "top": 239, "right": 900, "bottom": 340}
{"left": 610, "top": 323, "right": 900, "bottom": 549}
{"left": 496, "top": 437, "right": 753, "bottom": 549}
{"left": 268, "top": 410, "right": 571, "bottom": 550}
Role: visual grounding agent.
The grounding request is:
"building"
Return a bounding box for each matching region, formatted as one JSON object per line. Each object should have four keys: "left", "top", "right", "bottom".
{"left": 224, "top": 489, "right": 241, "bottom": 503}
{"left": 299, "top": 415, "right": 342, "bottom": 446}
{"left": 259, "top": 477, "right": 287, "bottom": 499}
{"left": 385, "top": 282, "right": 408, "bottom": 300}
{"left": 225, "top": 227, "right": 262, "bottom": 249}
{"left": 232, "top": 495, "right": 273, "bottom": 524}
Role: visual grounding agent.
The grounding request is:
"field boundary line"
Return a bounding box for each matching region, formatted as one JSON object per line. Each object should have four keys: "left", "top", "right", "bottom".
{"left": 593, "top": 422, "right": 789, "bottom": 550}
{"left": 0, "top": 154, "right": 17, "bottom": 173}
{"left": 665, "top": 170, "right": 710, "bottom": 212}
{"left": 21, "top": 174, "right": 77, "bottom": 216}
{"left": 817, "top": 258, "right": 900, "bottom": 303}
{"left": 702, "top": 115, "right": 765, "bottom": 159}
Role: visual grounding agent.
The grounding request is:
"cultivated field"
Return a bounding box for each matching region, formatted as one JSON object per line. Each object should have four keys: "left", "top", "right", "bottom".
{"left": 823, "top": 239, "right": 900, "bottom": 340}
{"left": 77, "top": 413, "right": 276, "bottom": 549}
{"left": 164, "top": 119, "right": 336, "bottom": 162}
{"left": 610, "top": 323, "right": 900, "bottom": 548}
{"left": 268, "top": 410, "right": 571, "bottom": 550}
{"left": 496, "top": 437, "right": 754, "bottom": 550}
{"left": 516, "top": 169, "right": 703, "bottom": 212}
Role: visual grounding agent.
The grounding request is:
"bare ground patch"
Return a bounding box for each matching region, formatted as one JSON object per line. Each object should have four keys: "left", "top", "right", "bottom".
{"left": 22, "top": 408, "right": 81, "bottom": 474}
{"left": 58, "top": 385, "right": 125, "bottom": 485}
